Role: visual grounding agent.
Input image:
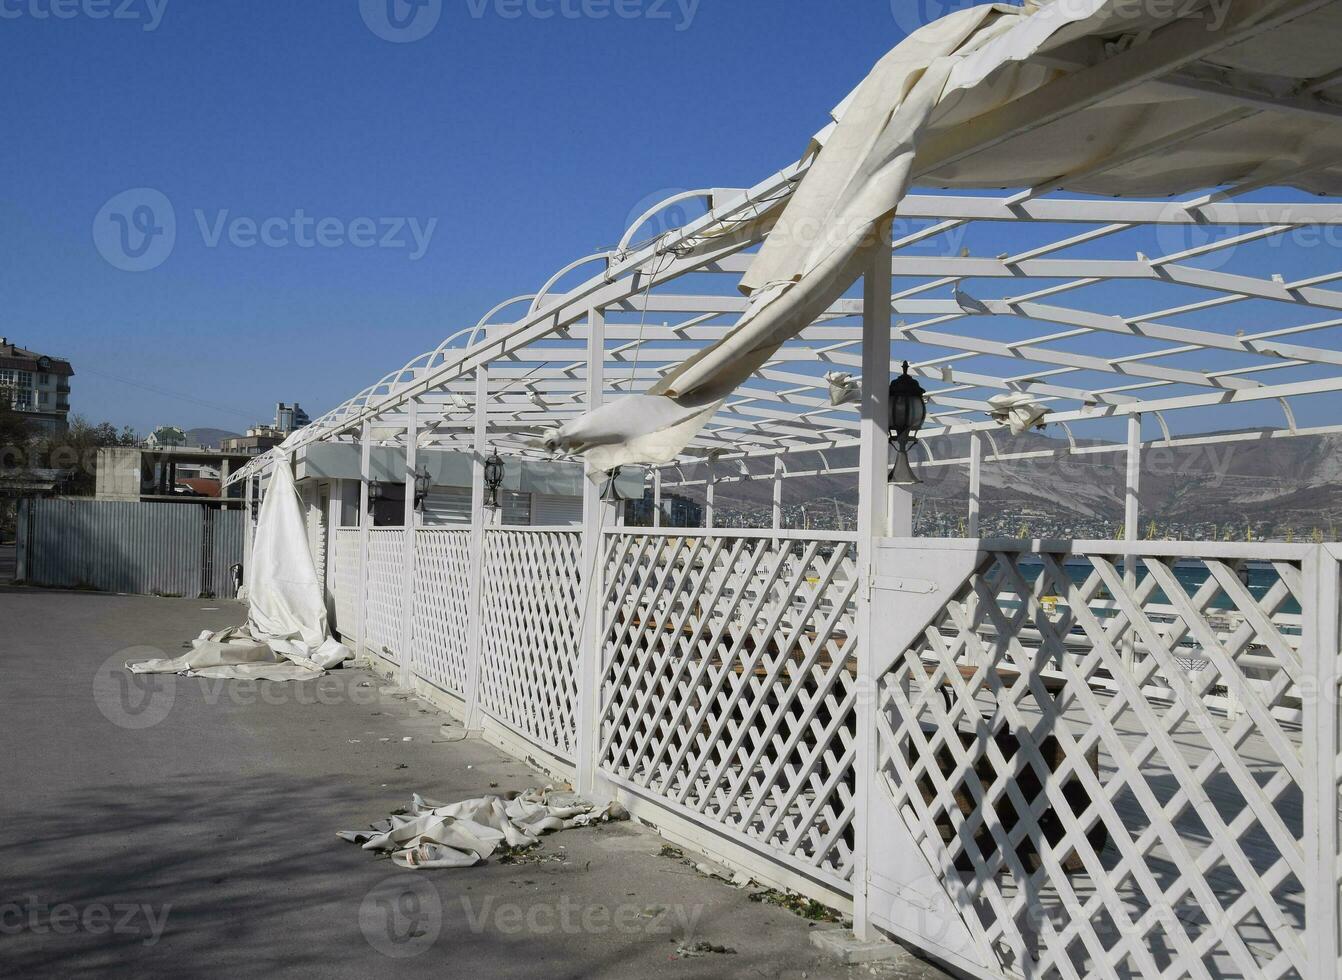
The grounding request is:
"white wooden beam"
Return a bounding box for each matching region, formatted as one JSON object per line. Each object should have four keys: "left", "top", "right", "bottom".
{"left": 853, "top": 233, "right": 892, "bottom": 942}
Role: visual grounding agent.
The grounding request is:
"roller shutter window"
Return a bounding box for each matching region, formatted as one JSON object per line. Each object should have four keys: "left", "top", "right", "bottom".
{"left": 422, "top": 487, "right": 472, "bottom": 526}
{"left": 531, "top": 493, "right": 582, "bottom": 527}
{"left": 501, "top": 491, "right": 531, "bottom": 526}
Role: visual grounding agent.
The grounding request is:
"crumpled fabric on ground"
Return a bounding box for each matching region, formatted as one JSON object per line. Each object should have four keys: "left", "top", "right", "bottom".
{"left": 129, "top": 459, "right": 349, "bottom": 681}
{"left": 125, "top": 626, "right": 346, "bottom": 681}
{"left": 338, "top": 789, "right": 628, "bottom": 870}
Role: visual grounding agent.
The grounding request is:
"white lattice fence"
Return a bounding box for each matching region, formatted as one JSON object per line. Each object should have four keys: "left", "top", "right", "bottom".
{"left": 411, "top": 529, "right": 473, "bottom": 697}
{"left": 477, "top": 529, "right": 584, "bottom": 760}
{"left": 875, "top": 541, "right": 1336, "bottom": 980}
{"left": 363, "top": 529, "right": 405, "bottom": 663}
{"left": 333, "top": 528, "right": 360, "bottom": 636}
{"left": 598, "top": 530, "right": 860, "bottom": 891}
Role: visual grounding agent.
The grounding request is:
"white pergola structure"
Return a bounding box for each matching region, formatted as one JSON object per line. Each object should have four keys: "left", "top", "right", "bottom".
{"left": 226, "top": 5, "right": 1342, "bottom": 978}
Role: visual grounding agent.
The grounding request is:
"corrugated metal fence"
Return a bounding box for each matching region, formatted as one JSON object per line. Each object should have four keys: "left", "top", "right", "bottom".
{"left": 17, "top": 498, "right": 244, "bottom": 597}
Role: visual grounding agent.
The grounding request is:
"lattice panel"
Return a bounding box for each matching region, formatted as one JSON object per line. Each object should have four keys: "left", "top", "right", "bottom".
{"left": 411, "top": 529, "right": 473, "bottom": 697}
{"left": 599, "top": 532, "right": 860, "bottom": 887}
{"left": 477, "top": 529, "right": 583, "bottom": 759}
{"left": 363, "top": 529, "right": 405, "bottom": 663}
{"left": 333, "top": 528, "right": 360, "bottom": 637}
{"left": 878, "top": 545, "right": 1314, "bottom": 980}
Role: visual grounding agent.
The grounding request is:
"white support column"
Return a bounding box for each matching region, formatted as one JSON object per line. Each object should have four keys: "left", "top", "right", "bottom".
{"left": 1124, "top": 414, "right": 1142, "bottom": 669}
{"left": 1303, "top": 545, "right": 1341, "bottom": 980}
{"left": 325, "top": 479, "right": 341, "bottom": 617}
{"left": 463, "top": 368, "right": 490, "bottom": 729}
{"left": 853, "top": 231, "right": 892, "bottom": 942}
{"left": 772, "top": 458, "right": 784, "bottom": 532}
{"left": 704, "top": 465, "right": 715, "bottom": 529}
{"left": 968, "top": 431, "right": 982, "bottom": 538}
{"left": 355, "top": 421, "right": 372, "bottom": 661}
{"left": 242, "top": 474, "right": 254, "bottom": 589}
{"left": 652, "top": 467, "right": 662, "bottom": 528}
{"left": 577, "top": 306, "right": 612, "bottom": 798}
{"left": 399, "top": 398, "right": 419, "bottom": 690}
{"left": 886, "top": 483, "right": 913, "bottom": 537}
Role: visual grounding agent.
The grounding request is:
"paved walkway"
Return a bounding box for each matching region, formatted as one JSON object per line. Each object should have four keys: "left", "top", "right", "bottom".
{"left": 0, "top": 589, "right": 948, "bottom": 979}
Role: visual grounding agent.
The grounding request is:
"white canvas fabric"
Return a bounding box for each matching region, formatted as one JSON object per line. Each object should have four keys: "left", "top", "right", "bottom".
{"left": 338, "top": 789, "right": 627, "bottom": 870}
{"left": 988, "top": 392, "right": 1050, "bottom": 435}
{"left": 548, "top": 0, "right": 1342, "bottom": 469}
{"left": 128, "top": 460, "right": 349, "bottom": 680}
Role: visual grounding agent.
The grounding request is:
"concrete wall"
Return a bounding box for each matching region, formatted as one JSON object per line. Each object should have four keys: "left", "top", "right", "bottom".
{"left": 94, "top": 447, "right": 142, "bottom": 501}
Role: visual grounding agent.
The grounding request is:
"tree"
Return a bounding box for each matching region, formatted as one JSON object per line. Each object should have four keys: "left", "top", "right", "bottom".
{"left": 0, "top": 385, "right": 35, "bottom": 457}
{"left": 0, "top": 387, "right": 38, "bottom": 540}
{"left": 32, "top": 416, "right": 139, "bottom": 496}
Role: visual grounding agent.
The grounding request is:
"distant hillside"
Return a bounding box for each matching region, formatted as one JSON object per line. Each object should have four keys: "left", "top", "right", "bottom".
{"left": 704, "top": 430, "right": 1342, "bottom": 538}
{"left": 186, "top": 428, "right": 241, "bottom": 449}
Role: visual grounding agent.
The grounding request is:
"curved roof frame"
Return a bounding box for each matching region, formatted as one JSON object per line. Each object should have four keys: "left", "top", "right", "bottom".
{"left": 226, "top": 5, "right": 1342, "bottom": 488}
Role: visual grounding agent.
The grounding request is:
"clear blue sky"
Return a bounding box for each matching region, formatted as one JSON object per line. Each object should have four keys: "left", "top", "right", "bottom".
{"left": 4, "top": 1, "right": 1339, "bottom": 441}
{"left": 3, "top": 1, "right": 918, "bottom": 434}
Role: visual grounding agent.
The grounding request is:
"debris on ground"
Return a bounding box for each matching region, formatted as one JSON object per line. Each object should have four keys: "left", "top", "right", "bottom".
{"left": 658, "top": 844, "right": 684, "bottom": 860}
{"left": 674, "top": 941, "right": 737, "bottom": 957}
{"left": 497, "top": 843, "right": 567, "bottom": 866}
{"left": 748, "top": 887, "right": 844, "bottom": 922}
{"left": 337, "top": 788, "right": 628, "bottom": 869}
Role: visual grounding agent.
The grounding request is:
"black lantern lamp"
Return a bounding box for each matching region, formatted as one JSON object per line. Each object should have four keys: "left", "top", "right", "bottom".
{"left": 413, "top": 467, "right": 431, "bottom": 509}
{"left": 888, "top": 361, "right": 927, "bottom": 485}
{"left": 367, "top": 480, "right": 384, "bottom": 510}
{"left": 483, "top": 449, "right": 505, "bottom": 509}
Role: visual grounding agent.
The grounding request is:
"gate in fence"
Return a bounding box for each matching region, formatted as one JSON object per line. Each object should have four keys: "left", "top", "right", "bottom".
{"left": 17, "top": 497, "right": 243, "bottom": 598}
{"left": 336, "top": 527, "right": 1342, "bottom": 980}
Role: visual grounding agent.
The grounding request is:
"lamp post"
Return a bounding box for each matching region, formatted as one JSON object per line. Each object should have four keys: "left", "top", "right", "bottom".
{"left": 483, "top": 450, "right": 504, "bottom": 509}
{"left": 888, "top": 360, "right": 927, "bottom": 485}
{"left": 413, "top": 468, "right": 430, "bottom": 510}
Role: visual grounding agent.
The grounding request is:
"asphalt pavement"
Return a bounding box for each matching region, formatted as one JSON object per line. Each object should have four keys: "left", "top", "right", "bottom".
{"left": 0, "top": 587, "right": 949, "bottom": 980}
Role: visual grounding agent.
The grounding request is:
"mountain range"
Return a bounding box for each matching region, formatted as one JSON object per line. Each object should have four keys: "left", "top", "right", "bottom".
{"left": 704, "top": 430, "right": 1342, "bottom": 538}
